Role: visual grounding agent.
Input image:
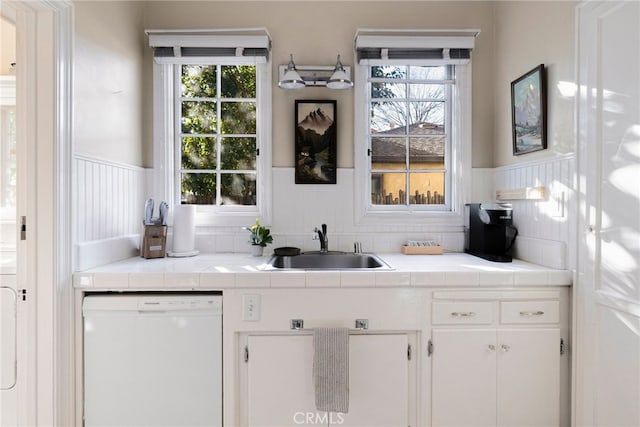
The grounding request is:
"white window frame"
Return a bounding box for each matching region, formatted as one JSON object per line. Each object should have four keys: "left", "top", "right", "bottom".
{"left": 354, "top": 34, "right": 473, "bottom": 228}
{"left": 150, "top": 32, "right": 272, "bottom": 227}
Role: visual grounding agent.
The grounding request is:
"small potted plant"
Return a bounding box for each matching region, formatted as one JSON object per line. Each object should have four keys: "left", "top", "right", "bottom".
{"left": 246, "top": 219, "right": 273, "bottom": 256}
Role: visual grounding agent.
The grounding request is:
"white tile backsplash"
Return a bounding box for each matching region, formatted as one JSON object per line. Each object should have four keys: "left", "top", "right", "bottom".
{"left": 74, "top": 157, "right": 574, "bottom": 269}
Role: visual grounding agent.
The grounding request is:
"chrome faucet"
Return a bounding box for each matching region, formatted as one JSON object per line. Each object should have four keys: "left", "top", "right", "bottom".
{"left": 313, "top": 223, "right": 329, "bottom": 253}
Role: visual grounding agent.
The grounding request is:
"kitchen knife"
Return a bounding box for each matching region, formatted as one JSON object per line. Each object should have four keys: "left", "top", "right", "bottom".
{"left": 144, "top": 198, "right": 154, "bottom": 225}
{"left": 158, "top": 201, "right": 168, "bottom": 225}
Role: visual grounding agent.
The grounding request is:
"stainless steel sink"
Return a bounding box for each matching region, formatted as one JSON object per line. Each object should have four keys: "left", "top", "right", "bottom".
{"left": 264, "top": 251, "right": 393, "bottom": 270}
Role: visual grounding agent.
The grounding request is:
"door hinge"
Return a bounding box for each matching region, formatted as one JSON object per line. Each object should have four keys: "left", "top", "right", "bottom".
{"left": 256, "top": 148, "right": 260, "bottom": 156}
{"left": 244, "top": 345, "right": 249, "bottom": 363}
{"left": 427, "top": 339, "right": 433, "bottom": 357}
{"left": 367, "top": 148, "right": 372, "bottom": 156}
{"left": 407, "top": 344, "right": 412, "bottom": 361}
{"left": 560, "top": 338, "right": 565, "bottom": 355}
{"left": 18, "top": 289, "right": 26, "bottom": 301}
{"left": 20, "top": 216, "right": 26, "bottom": 240}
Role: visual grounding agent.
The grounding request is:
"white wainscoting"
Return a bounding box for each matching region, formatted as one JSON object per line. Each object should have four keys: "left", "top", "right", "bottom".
{"left": 73, "top": 155, "right": 148, "bottom": 270}
{"left": 492, "top": 154, "right": 575, "bottom": 269}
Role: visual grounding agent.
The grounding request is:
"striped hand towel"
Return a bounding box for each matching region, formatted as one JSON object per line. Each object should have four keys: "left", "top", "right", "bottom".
{"left": 313, "top": 327, "right": 349, "bottom": 414}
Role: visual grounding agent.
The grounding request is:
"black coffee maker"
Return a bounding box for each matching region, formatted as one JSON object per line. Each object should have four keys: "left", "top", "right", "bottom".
{"left": 464, "top": 203, "right": 518, "bottom": 262}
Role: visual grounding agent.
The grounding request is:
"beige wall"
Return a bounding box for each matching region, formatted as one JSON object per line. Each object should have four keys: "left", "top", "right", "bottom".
{"left": 142, "top": 1, "right": 496, "bottom": 168}
{"left": 73, "top": 1, "right": 146, "bottom": 166}
{"left": 72, "top": 1, "right": 576, "bottom": 169}
{"left": 0, "top": 16, "right": 16, "bottom": 76}
{"left": 492, "top": 1, "right": 576, "bottom": 167}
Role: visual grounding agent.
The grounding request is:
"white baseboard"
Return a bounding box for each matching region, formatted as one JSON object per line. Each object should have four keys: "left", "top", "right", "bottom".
{"left": 75, "top": 235, "right": 139, "bottom": 271}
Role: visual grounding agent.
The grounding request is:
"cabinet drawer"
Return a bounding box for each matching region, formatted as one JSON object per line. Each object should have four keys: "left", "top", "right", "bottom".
{"left": 500, "top": 301, "right": 559, "bottom": 324}
{"left": 432, "top": 302, "right": 493, "bottom": 325}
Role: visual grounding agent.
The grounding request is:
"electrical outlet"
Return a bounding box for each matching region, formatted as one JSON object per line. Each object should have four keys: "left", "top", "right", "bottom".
{"left": 242, "top": 294, "right": 261, "bottom": 321}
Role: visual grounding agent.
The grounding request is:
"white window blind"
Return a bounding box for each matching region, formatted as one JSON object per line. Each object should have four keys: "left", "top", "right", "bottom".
{"left": 146, "top": 28, "right": 271, "bottom": 63}
{"left": 355, "top": 29, "right": 478, "bottom": 64}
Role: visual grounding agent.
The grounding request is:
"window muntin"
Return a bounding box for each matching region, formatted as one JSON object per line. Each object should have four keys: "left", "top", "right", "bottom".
{"left": 178, "top": 64, "right": 258, "bottom": 206}
{"left": 367, "top": 65, "right": 452, "bottom": 209}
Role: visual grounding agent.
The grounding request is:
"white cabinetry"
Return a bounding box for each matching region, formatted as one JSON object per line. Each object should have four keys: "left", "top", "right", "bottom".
{"left": 430, "top": 291, "right": 565, "bottom": 427}
{"left": 244, "top": 333, "right": 412, "bottom": 427}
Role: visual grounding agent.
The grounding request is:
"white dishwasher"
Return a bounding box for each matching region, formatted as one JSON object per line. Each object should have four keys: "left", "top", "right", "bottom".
{"left": 83, "top": 294, "right": 222, "bottom": 427}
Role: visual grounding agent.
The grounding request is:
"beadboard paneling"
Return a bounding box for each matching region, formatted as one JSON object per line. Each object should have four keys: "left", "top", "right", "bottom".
{"left": 74, "top": 155, "right": 146, "bottom": 242}
{"left": 73, "top": 155, "right": 147, "bottom": 269}
{"left": 494, "top": 155, "right": 575, "bottom": 269}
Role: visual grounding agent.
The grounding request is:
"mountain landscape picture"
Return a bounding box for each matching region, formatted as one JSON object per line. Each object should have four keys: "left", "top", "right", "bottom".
{"left": 511, "top": 64, "right": 547, "bottom": 155}
{"left": 295, "top": 100, "right": 337, "bottom": 184}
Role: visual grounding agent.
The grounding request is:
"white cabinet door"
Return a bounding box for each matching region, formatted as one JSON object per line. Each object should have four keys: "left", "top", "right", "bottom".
{"left": 431, "top": 329, "right": 497, "bottom": 427}
{"left": 432, "top": 328, "right": 560, "bottom": 427}
{"left": 497, "top": 329, "right": 560, "bottom": 427}
{"left": 342, "top": 334, "right": 409, "bottom": 426}
{"left": 247, "top": 335, "right": 317, "bottom": 427}
{"left": 246, "top": 333, "right": 410, "bottom": 427}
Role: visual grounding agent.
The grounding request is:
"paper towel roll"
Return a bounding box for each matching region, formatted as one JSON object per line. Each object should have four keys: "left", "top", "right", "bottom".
{"left": 169, "top": 204, "right": 199, "bottom": 257}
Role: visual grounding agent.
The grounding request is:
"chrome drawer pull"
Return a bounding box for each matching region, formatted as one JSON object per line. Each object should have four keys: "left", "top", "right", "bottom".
{"left": 451, "top": 311, "right": 476, "bottom": 317}
{"left": 519, "top": 310, "right": 544, "bottom": 316}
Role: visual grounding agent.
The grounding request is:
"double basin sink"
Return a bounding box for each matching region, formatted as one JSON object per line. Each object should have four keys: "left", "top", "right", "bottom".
{"left": 263, "top": 251, "right": 393, "bottom": 270}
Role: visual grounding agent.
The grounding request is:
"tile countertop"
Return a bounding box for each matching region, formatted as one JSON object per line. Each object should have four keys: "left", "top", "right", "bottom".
{"left": 73, "top": 253, "right": 573, "bottom": 290}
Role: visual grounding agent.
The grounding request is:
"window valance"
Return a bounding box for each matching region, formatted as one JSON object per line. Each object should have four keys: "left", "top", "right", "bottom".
{"left": 354, "top": 29, "right": 479, "bottom": 64}
{"left": 146, "top": 28, "right": 271, "bottom": 63}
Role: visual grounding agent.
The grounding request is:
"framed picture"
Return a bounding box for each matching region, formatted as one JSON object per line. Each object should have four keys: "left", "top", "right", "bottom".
{"left": 511, "top": 64, "right": 547, "bottom": 155}
{"left": 294, "top": 100, "right": 337, "bottom": 184}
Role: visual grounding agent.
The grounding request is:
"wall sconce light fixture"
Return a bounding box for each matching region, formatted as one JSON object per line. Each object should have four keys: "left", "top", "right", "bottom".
{"left": 278, "top": 54, "right": 353, "bottom": 89}
{"left": 278, "top": 54, "right": 305, "bottom": 89}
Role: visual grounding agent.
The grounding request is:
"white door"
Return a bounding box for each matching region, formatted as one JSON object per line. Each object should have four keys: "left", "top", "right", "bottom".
{"left": 0, "top": 11, "right": 19, "bottom": 427}
{"left": 431, "top": 329, "right": 497, "bottom": 427}
{"left": 497, "top": 329, "right": 560, "bottom": 427}
{"left": 576, "top": 1, "right": 640, "bottom": 426}
{"left": 246, "top": 333, "right": 411, "bottom": 427}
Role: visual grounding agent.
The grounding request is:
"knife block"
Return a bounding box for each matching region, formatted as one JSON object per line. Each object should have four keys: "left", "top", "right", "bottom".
{"left": 141, "top": 225, "right": 167, "bottom": 259}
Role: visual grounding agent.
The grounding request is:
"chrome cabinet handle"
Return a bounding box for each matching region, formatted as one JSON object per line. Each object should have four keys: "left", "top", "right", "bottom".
{"left": 519, "top": 310, "right": 544, "bottom": 316}
{"left": 500, "top": 344, "right": 510, "bottom": 352}
{"left": 451, "top": 311, "right": 476, "bottom": 317}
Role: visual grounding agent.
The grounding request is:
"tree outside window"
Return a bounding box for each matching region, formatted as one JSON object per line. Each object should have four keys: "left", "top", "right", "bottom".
{"left": 180, "top": 64, "right": 258, "bottom": 206}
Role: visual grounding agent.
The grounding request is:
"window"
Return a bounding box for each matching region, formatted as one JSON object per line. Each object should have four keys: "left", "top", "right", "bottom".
{"left": 148, "top": 29, "right": 272, "bottom": 226}
{"left": 368, "top": 64, "right": 452, "bottom": 209}
{"left": 179, "top": 64, "right": 258, "bottom": 206}
{"left": 354, "top": 30, "right": 477, "bottom": 225}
